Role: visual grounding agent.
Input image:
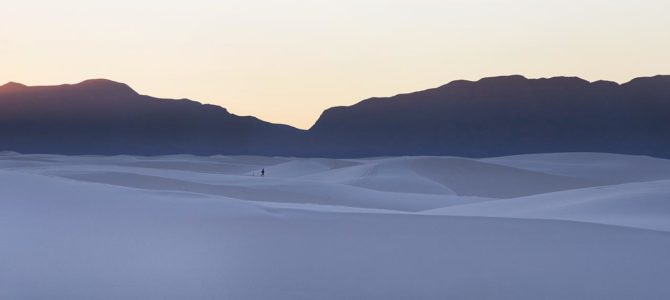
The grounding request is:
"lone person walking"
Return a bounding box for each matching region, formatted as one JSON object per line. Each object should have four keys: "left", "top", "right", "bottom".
{"left": 261, "top": 168, "right": 265, "bottom": 177}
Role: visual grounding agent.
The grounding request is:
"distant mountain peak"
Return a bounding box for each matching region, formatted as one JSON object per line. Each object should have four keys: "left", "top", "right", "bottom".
{"left": 475, "top": 75, "right": 592, "bottom": 87}
{"left": 73, "top": 79, "right": 138, "bottom": 96}
{"left": 0, "top": 82, "right": 28, "bottom": 92}
{"left": 479, "top": 74, "right": 528, "bottom": 82}
{"left": 624, "top": 75, "right": 670, "bottom": 86}
{"left": 78, "top": 78, "right": 124, "bottom": 85}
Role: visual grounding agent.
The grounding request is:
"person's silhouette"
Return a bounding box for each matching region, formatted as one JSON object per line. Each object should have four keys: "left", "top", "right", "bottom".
{"left": 261, "top": 168, "right": 265, "bottom": 177}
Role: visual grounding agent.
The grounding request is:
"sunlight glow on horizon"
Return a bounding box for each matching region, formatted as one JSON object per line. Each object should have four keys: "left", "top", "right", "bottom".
{"left": 2, "top": 0, "right": 669, "bottom": 129}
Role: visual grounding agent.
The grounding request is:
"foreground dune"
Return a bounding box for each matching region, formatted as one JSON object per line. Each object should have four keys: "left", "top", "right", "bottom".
{"left": 1, "top": 152, "right": 670, "bottom": 299}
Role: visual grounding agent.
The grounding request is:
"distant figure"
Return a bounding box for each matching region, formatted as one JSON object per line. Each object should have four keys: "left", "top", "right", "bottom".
{"left": 261, "top": 168, "right": 265, "bottom": 177}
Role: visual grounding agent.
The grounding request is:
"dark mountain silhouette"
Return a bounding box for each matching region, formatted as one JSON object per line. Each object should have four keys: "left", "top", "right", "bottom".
{"left": 307, "top": 75, "right": 670, "bottom": 158}
{"left": 0, "top": 82, "right": 28, "bottom": 92}
{"left": 0, "top": 79, "right": 303, "bottom": 155}
{"left": 1, "top": 75, "right": 669, "bottom": 157}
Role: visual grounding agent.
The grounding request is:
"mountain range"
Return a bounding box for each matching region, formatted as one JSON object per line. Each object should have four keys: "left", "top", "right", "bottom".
{"left": 1, "top": 75, "right": 669, "bottom": 157}
{"left": 0, "top": 79, "right": 302, "bottom": 155}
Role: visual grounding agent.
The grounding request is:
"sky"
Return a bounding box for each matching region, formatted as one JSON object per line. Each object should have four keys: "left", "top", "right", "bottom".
{"left": 2, "top": 0, "right": 669, "bottom": 129}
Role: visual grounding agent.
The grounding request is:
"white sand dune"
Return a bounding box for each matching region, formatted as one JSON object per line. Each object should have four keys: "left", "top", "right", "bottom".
{"left": 262, "top": 158, "right": 361, "bottom": 177}
{"left": 484, "top": 152, "right": 670, "bottom": 185}
{"left": 2, "top": 152, "right": 670, "bottom": 299}
{"left": 302, "top": 156, "right": 596, "bottom": 197}
{"left": 427, "top": 179, "right": 670, "bottom": 231}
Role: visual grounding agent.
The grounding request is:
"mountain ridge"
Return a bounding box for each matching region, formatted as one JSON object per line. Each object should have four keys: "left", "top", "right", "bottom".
{"left": 1, "top": 75, "right": 669, "bottom": 157}
{"left": 307, "top": 74, "right": 670, "bottom": 158}
{"left": 0, "top": 79, "right": 303, "bottom": 155}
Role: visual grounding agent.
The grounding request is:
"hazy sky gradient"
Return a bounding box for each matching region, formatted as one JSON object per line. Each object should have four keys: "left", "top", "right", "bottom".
{"left": 2, "top": 0, "right": 669, "bottom": 128}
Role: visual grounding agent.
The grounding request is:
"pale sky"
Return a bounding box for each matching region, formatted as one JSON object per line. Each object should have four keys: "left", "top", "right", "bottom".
{"left": 2, "top": 0, "right": 669, "bottom": 129}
